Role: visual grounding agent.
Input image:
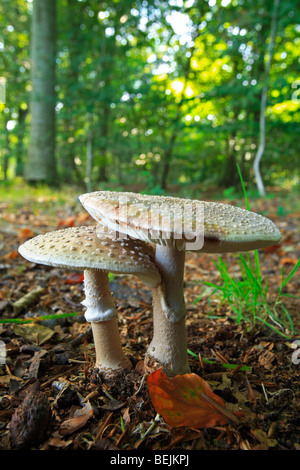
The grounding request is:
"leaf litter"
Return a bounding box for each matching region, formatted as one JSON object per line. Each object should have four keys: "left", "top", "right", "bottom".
{"left": 0, "top": 193, "right": 299, "bottom": 450}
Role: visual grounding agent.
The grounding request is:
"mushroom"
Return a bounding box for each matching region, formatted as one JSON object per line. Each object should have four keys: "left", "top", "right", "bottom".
{"left": 18, "top": 224, "right": 161, "bottom": 375}
{"left": 79, "top": 191, "right": 282, "bottom": 376}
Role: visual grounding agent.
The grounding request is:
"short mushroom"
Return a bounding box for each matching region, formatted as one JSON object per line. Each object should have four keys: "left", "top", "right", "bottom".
{"left": 79, "top": 191, "right": 282, "bottom": 376}
{"left": 18, "top": 224, "right": 160, "bottom": 375}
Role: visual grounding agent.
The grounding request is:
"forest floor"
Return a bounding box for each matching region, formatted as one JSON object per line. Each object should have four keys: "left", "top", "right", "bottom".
{"left": 0, "top": 185, "right": 299, "bottom": 452}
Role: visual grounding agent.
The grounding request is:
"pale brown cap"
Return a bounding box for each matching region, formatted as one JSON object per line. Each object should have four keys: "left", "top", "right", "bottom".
{"left": 18, "top": 225, "right": 161, "bottom": 287}
{"left": 79, "top": 191, "right": 282, "bottom": 252}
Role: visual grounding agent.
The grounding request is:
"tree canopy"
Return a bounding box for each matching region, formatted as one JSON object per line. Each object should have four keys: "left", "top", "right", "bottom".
{"left": 0, "top": 0, "right": 299, "bottom": 194}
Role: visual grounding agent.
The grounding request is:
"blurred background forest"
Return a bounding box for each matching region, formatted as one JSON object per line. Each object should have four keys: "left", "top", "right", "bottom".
{"left": 0, "top": 0, "right": 299, "bottom": 198}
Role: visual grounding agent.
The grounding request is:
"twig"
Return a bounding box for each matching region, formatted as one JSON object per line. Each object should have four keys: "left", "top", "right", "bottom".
{"left": 12, "top": 286, "right": 46, "bottom": 314}
{"left": 199, "top": 393, "right": 240, "bottom": 425}
{"left": 95, "top": 412, "right": 114, "bottom": 442}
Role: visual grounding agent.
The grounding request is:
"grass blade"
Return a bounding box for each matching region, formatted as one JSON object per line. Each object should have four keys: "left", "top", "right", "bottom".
{"left": 0, "top": 311, "right": 82, "bottom": 324}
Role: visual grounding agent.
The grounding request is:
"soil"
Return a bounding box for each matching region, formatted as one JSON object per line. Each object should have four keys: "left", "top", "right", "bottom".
{"left": 0, "top": 192, "right": 299, "bottom": 451}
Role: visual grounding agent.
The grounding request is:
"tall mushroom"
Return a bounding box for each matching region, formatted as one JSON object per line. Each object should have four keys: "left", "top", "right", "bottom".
{"left": 79, "top": 191, "right": 282, "bottom": 376}
{"left": 18, "top": 224, "right": 160, "bottom": 375}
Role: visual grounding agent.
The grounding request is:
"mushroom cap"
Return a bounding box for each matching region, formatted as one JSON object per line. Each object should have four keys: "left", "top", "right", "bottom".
{"left": 18, "top": 225, "right": 161, "bottom": 287}
{"left": 79, "top": 191, "right": 282, "bottom": 253}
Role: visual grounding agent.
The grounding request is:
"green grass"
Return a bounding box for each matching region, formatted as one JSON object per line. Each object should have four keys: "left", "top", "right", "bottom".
{"left": 0, "top": 178, "right": 79, "bottom": 208}
{"left": 187, "top": 349, "right": 252, "bottom": 371}
{"left": 194, "top": 254, "right": 298, "bottom": 338}
{"left": 194, "top": 165, "right": 299, "bottom": 338}
{"left": 0, "top": 311, "right": 82, "bottom": 324}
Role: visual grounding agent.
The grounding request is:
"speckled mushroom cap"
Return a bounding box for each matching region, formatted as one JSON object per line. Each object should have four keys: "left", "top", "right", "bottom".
{"left": 18, "top": 225, "right": 161, "bottom": 287}
{"left": 79, "top": 191, "right": 282, "bottom": 253}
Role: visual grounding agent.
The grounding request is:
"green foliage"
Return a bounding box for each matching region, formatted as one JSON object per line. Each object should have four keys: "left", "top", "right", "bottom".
{"left": 0, "top": 0, "right": 299, "bottom": 190}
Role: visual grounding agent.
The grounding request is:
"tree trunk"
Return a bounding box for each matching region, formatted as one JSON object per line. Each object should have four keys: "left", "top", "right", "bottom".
{"left": 161, "top": 133, "right": 177, "bottom": 191}
{"left": 86, "top": 113, "right": 93, "bottom": 192}
{"left": 15, "top": 107, "right": 28, "bottom": 177}
{"left": 97, "top": 113, "right": 109, "bottom": 183}
{"left": 97, "top": 90, "right": 111, "bottom": 184}
{"left": 59, "top": 0, "right": 82, "bottom": 184}
{"left": 253, "top": 0, "right": 280, "bottom": 196}
{"left": 222, "top": 133, "right": 240, "bottom": 188}
{"left": 2, "top": 118, "right": 9, "bottom": 181}
{"left": 25, "top": 0, "right": 57, "bottom": 185}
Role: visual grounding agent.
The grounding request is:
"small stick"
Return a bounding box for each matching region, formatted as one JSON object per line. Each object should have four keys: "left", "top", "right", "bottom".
{"left": 13, "top": 286, "right": 46, "bottom": 314}
{"left": 95, "top": 412, "right": 113, "bottom": 442}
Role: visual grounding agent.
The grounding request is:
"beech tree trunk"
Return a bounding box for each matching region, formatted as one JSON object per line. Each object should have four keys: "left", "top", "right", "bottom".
{"left": 253, "top": 0, "right": 280, "bottom": 196}
{"left": 25, "top": 0, "right": 57, "bottom": 184}
{"left": 15, "top": 107, "right": 28, "bottom": 177}
{"left": 86, "top": 113, "right": 93, "bottom": 192}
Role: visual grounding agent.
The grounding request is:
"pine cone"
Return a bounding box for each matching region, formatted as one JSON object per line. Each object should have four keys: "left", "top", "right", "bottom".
{"left": 10, "top": 390, "right": 51, "bottom": 449}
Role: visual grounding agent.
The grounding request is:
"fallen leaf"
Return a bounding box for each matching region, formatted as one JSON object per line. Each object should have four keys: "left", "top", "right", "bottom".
{"left": 64, "top": 273, "right": 84, "bottom": 284}
{"left": 261, "top": 244, "right": 281, "bottom": 253}
{"left": 59, "top": 401, "right": 94, "bottom": 436}
{"left": 13, "top": 323, "right": 55, "bottom": 345}
{"left": 57, "top": 216, "right": 76, "bottom": 228}
{"left": 76, "top": 212, "right": 91, "bottom": 223}
{"left": 27, "top": 350, "right": 48, "bottom": 379}
{"left": 100, "top": 399, "right": 124, "bottom": 411}
{"left": 258, "top": 350, "right": 276, "bottom": 369}
{"left": 17, "top": 227, "right": 35, "bottom": 241}
{"left": 122, "top": 407, "right": 131, "bottom": 426}
{"left": 251, "top": 428, "right": 278, "bottom": 448}
{"left": 48, "top": 436, "right": 73, "bottom": 448}
{"left": 279, "top": 257, "right": 299, "bottom": 266}
{"left": 3, "top": 250, "right": 19, "bottom": 261}
{"left": 147, "top": 369, "right": 240, "bottom": 429}
{"left": 0, "top": 374, "right": 23, "bottom": 387}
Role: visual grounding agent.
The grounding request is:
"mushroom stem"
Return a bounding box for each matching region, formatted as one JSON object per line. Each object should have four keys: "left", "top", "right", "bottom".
{"left": 91, "top": 319, "right": 132, "bottom": 372}
{"left": 147, "top": 284, "right": 190, "bottom": 376}
{"left": 146, "top": 244, "right": 190, "bottom": 376}
{"left": 154, "top": 244, "right": 186, "bottom": 322}
{"left": 83, "top": 269, "right": 116, "bottom": 323}
{"left": 83, "top": 269, "right": 132, "bottom": 372}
